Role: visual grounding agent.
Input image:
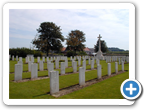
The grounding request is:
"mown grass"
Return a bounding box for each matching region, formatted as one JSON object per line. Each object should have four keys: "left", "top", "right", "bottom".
{"left": 9, "top": 58, "right": 129, "bottom": 99}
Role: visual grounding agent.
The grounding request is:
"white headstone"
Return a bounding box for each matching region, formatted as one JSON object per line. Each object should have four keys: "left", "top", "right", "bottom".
{"left": 91, "top": 60, "right": 94, "bottom": 70}
{"left": 28, "top": 61, "right": 33, "bottom": 72}
{"left": 108, "top": 63, "right": 111, "bottom": 76}
{"left": 39, "top": 61, "right": 43, "bottom": 71}
{"left": 50, "top": 70, "right": 59, "bottom": 95}
{"left": 18, "top": 61, "right": 23, "bottom": 71}
{"left": 48, "top": 63, "right": 54, "bottom": 77}
{"left": 47, "top": 61, "right": 51, "bottom": 70}
{"left": 12, "top": 55, "right": 14, "bottom": 61}
{"left": 31, "top": 57, "right": 34, "bottom": 63}
{"left": 14, "top": 64, "right": 22, "bottom": 81}
{"left": 61, "top": 62, "right": 65, "bottom": 75}
{"left": 16, "top": 56, "right": 18, "bottom": 61}
{"left": 37, "top": 57, "right": 40, "bottom": 63}
{"left": 47, "top": 57, "right": 49, "bottom": 62}
{"left": 88, "top": 58, "right": 91, "bottom": 65}
{"left": 83, "top": 60, "right": 86, "bottom": 71}
{"left": 97, "top": 64, "right": 102, "bottom": 79}
{"left": 79, "top": 67, "right": 85, "bottom": 86}
{"left": 55, "top": 60, "right": 59, "bottom": 69}
{"left": 115, "top": 62, "right": 118, "bottom": 73}
{"left": 78, "top": 58, "right": 81, "bottom": 66}
{"left": 73, "top": 61, "right": 77, "bottom": 73}
{"left": 31, "top": 63, "right": 38, "bottom": 79}
{"left": 42, "top": 57, "right": 45, "bottom": 62}
{"left": 19, "top": 57, "right": 22, "bottom": 61}
{"left": 122, "top": 61, "right": 124, "bottom": 72}
{"left": 119, "top": 58, "right": 121, "bottom": 65}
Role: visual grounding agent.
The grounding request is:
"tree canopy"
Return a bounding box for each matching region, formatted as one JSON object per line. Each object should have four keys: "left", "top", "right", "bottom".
{"left": 94, "top": 40, "right": 108, "bottom": 53}
{"left": 31, "top": 22, "right": 64, "bottom": 56}
{"left": 66, "top": 30, "right": 86, "bottom": 53}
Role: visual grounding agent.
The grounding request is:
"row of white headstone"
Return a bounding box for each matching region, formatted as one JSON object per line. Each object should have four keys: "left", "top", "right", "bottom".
{"left": 49, "top": 61, "right": 125, "bottom": 95}
{"left": 105, "top": 56, "right": 129, "bottom": 64}
{"left": 14, "top": 57, "right": 99, "bottom": 81}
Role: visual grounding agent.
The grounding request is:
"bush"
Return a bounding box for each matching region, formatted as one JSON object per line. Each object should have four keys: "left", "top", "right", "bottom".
{"left": 33, "top": 50, "right": 43, "bottom": 57}
{"left": 9, "top": 47, "right": 43, "bottom": 58}
{"left": 77, "top": 51, "right": 87, "bottom": 56}
{"left": 66, "top": 51, "right": 76, "bottom": 57}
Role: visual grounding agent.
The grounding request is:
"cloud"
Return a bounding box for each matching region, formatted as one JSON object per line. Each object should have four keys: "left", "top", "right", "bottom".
{"left": 9, "top": 9, "right": 129, "bottom": 50}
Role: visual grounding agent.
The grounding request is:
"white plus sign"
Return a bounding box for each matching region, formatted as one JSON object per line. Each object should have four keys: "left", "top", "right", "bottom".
{"left": 126, "top": 83, "right": 137, "bottom": 95}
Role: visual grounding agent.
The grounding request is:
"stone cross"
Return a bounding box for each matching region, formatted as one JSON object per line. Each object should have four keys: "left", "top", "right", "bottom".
{"left": 97, "top": 34, "right": 102, "bottom": 52}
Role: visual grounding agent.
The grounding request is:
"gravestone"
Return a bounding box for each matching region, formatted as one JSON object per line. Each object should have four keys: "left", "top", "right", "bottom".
{"left": 115, "top": 62, "right": 118, "bottom": 73}
{"left": 19, "top": 57, "right": 22, "bottom": 61}
{"left": 55, "top": 60, "right": 59, "bottom": 69}
{"left": 39, "top": 61, "right": 43, "bottom": 71}
{"left": 25, "top": 57, "right": 28, "bottom": 63}
{"left": 28, "top": 61, "right": 33, "bottom": 72}
{"left": 47, "top": 57, "right": 49, "bottom": 62}
{"left": 27, "top": 56, "right": 30, "bottom": 62}
{"left": 88, "top": 58, "right": 91, "bottom": 65}
{"left": 65, "top": 59, "right": 68, "bottom": 68}
{"left": 79, "top": 67, "right": 85, "bottom": 86}
{"left": 96, "top": 59, "right": 99, "bottom": 65}
{"left": 61, "top": 62, "right": 65, "bottom": 75}
{"left": 12, "top": 55, "right": 14, "bottom": 61}
{"left": 83, "top": 60, "right": 86, "bottom": 71}
{"left": 31, "top": 63, "right": 38, "bottom": 79}
{"left": 14, "top": 64, "right": 22, "bottom": 81}
{"left": 47, "top": 61, "right": 51, "bottom": 70}
{"left": 37, "top": 57, "right": 40, "bottom": 63}
{"left": 31, "top": 57, "right": 34, "bottom": 63}
{"left": 48, "top": 63, "right": 54, "bottom": 77}
{"left": 51, "top": 57, "right": 53, "bottom": 61}
{"left": 108, "top": 63, "right": 111, "bottom": 76}
{"left": 42, "top": 57, "right": 45, "bottom": 62}
{"left": 97, "top": 64, "right": 102, "bottom": 79}
{"left": 91, "top": 60, "right": 94, "bottom": 70}
{"left": 16, "top": 55, "right": 18, "bottom": 61}
{"left": 73, "top": 61, "right": 77, "bottom": 73}
{"left": 119, "top": 58, "right": 121, "bottom": 65}
{"left": 50, "top": 70, "right": 59, "bottom": 95}
{"left": 18, "top": 61, "right": 23, "bottom": 71}
{"left": 122, "top": 61, "right": 124, "bottom": 72}
{"left": 78, "top": 58, "right": 81, "bottom": 66}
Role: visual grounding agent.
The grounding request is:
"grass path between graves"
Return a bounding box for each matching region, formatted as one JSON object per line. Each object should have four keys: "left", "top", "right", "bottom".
{"left": 9, "top": 60, "right": 128, "bottom": 99}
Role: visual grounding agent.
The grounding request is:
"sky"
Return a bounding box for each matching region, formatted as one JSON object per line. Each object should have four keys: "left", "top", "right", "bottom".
{"left": 9, "top": 9, "right": 129, "bottom": 50}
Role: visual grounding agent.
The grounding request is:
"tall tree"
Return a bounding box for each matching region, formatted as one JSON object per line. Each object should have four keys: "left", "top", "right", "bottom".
{"left": 94, "top": 40, "right": 108, "bottom": 53}
{"left": 32, "top": 22, "right": 64, "bottom": 56}
{"left": 66, "top": 30, "right": 86, "bottom": 53}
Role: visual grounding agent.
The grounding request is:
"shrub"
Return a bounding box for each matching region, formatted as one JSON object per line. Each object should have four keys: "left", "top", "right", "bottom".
{"left": 9, "top": 47, "right": 43, "bottom": 58}
{"left": 66, "top": 51, "right": 76, "bottom": 57}
{"left": 77, "top": 51, "right": 87, "bottom": 56}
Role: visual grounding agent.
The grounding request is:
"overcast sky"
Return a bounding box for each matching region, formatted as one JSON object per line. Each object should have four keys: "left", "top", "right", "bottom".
{"left": 9, "top": 9, "right": 129, "bottom": 50}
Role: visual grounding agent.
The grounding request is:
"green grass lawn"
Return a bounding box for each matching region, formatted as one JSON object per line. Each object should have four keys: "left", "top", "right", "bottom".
{"left": 9, "top": 58, "right": 129, "bottom": 99}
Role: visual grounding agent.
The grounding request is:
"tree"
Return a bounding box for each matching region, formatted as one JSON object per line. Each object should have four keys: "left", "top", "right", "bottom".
{"left": 66, "top": 30, "right": 86, "bottom": 54}
{"left": 32, "top": 22, "right": 64, "bottom": 56}
{"left": 94, "top": 40, "right": 108, "bottom": 53}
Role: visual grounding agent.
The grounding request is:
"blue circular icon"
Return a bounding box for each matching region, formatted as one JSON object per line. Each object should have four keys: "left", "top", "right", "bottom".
{"left": 123, "top": 81, "right": 139, "bottom": 97}
{"left": 121, "top": 79, "right": 142, "bottom": 100}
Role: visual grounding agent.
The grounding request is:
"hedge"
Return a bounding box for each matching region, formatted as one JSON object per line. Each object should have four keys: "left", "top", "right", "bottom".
{"left": 9, "top": 47, "right": 42, "bottom": 58}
